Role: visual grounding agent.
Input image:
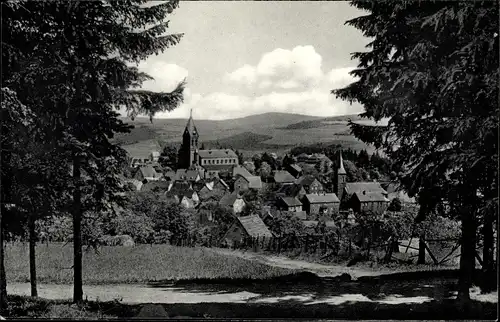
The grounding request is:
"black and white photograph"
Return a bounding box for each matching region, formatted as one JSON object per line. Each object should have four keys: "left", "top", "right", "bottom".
{"left": 0, "top": 0, "right": 498, "bottom": 320}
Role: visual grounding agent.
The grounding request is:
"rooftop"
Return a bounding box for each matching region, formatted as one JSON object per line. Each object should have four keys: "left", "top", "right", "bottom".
{"left": 280, "top": 196, "right": 303, "bottom": 207}
{"left": 305, "top": 193, "right": 340, "bottom": 203}
{"left": 344, "top": 182, "right": 387, "bottom": 196}
{"left": 233, "top": 165, "right": 252, "bottom": 178}
{"left": 198, "top": 149, "right": 237, "bottom": 159}
{"left": 237, "top": 215, "right": 273, "bottom": 238}
{"left": 353, "top": 191, "right": 390, "bottom": 203}
{"left": 273, "top": 170, "right": 296, "bottom": 183}
{"left": 220, "top": 191, "right": 243, "bottom": 206}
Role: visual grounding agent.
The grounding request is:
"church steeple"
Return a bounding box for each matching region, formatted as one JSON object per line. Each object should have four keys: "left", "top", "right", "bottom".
{"left": 178, "top": 109, "right": 200, "bottom": 169}
{"left": 338, "top": 150, "right": 346, "bottom": 174}
{"left": 336, "top": 150, "right": 347, "bottom": 203}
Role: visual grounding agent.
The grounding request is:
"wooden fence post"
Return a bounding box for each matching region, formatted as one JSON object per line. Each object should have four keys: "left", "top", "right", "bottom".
{"left": 423, "top": 241, "right": 439, "bottom": 265}
{"left": 418, "top": 236, "right": 426, "bottom": 264}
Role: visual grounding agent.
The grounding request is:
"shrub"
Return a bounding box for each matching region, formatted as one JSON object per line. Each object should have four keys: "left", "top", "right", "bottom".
{"left": 111, "top": 211, "right": 154, "bottom": 244}
{"left": 269, "top": 211, "right": 305, "bottom": 236}
{"left": 388, "top": 198, "right": 403, "bottom": 211}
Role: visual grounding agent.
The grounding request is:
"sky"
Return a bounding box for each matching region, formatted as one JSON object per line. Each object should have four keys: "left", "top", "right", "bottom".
{"left": 132, "top": 1, "right": 370, "bottom": 120}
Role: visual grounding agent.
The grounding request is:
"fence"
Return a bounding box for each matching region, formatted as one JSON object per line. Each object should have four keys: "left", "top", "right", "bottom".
{"left": 168, "top": 232, "right": 469, "bottom": 266}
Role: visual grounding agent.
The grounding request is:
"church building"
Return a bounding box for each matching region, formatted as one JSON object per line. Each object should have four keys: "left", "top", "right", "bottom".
{"left": 177, "top": 110, "right": 239, "bottom": 178}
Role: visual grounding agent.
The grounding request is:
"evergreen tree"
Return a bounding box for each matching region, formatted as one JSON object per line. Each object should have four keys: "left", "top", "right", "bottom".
{"left": 333, "top": 1, "right": 498, "bottom": 301}
{"left": 2, "top": 0, "right": 185, "bottom": 303}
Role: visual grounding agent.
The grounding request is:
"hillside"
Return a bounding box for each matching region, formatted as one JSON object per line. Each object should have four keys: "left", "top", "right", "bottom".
{"left": 279, "top": 114, "right": 363, "bottom": 130}
{"left": 203, "top": 132, "right": 274, "bottom": 150}
{"left": 117, "top": 112, "right": 377, "bottom": 157}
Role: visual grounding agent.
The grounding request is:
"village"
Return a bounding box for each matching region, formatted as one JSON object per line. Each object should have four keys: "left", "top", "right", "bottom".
{"left": 121, "top": 112, "right": 412, "bottom": 249}
{"left": 2, "top": 0, "right": 497, "bottom": 319}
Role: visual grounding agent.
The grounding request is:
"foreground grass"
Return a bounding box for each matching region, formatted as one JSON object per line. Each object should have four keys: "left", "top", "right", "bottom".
{"left": 6, "top": 294, "right": 497, "bottom": 319}
{"left": 5, "top": 243, "right": 295, "bottom": 284}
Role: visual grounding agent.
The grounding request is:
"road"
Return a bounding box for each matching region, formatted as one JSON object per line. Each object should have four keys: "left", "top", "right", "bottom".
{"left": 7, "top": 282, "right": 496, "bottom": 305}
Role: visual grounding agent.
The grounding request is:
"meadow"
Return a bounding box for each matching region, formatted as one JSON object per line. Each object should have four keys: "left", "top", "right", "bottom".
{"left": 5, "top": 243, "right": 295, "bottom": 285}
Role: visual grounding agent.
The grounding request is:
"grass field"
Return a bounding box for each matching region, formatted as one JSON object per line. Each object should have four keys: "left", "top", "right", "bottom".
{"left": 5, "top": 243, "right": 295, "bottom": 285}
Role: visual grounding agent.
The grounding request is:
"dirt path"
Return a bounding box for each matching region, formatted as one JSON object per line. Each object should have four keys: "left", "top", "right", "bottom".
{"left": 210, "top": 248, "right": 391, "bottom": 279}
{"left": 8, "top": 283, "right": 496, "bottom": 306}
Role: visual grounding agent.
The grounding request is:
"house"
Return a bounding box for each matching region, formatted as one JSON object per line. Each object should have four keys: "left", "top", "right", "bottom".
{"left": 168, "top": 180, "right": 192, "bottom": 192}
{"left": 165, "top": 187, "right": 199, "bottom": 209}
{"left": 259, "top": 206, "right": 274, "bottom": 226}
{"left": 286, "top": 164, "right": 303, "bottom": 178}
{"left": 213, "top": 177, "right": 230, "bottom": 191}
{"left": 124, "top": 179, "right": 143, "bottom": 191}
{"left": 302, "top": 193, "right": 340, "bottom": 219}
{"left": 351, "top": 191, "right": 390, "bottom": 215}
{"left": 277, "top": 196, "right": 303, "bottom": 212}
{"left": 271, "top": 170, "right": 296, "bottom": 185}
{"left": 219, "top": 191, "right": 246, "bottom": 214}
{"left": 276, "top": 183, "right": 307, "bottom": 199}
{"left": 149, "top": 151, "right": 160, "bottom": 162}
{"left": 233, "top": 165, "right": 252, "bottom": 179}
{"left": 233, "top": 174, "right": 263, "bottom": 192}
{"left": 141, "top": 181, "right": 172, "bottom": 194}
{"left": 342, "top": 182, "right": 388, "bottom": 204}
{"left": 195, "top": 179, "right": 229, "bottom": 201}
{"left": 133, "top": 165, "right": 162, "bottom": 182}
{"left": 296, "top": 175, "right": 324, "bottom": 194}
{"left": 175, "top": 168, "right": 202, "bottom": 182}
{"left": 163, "top": 170, "right": 176, "bottom": 181}
{"left": 221, "top": 215, "right": 273, "bottom": 247}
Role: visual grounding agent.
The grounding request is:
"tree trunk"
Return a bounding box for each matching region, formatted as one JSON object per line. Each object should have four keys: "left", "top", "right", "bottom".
{"left": 72, "top": 155, "right": 83, "bottom": 303}
{"left": 417, "top": 235, "right": 426, "bottom": 264}
{"left": 457, "top": 209, "right": 477, "bottom": 302}
{"left": 28, "top": 216, "right": 38, "bottom": 297}
{"left": 0, "top": 217, "right": 7, "bottom": 313}
{"left": 480, "top": 212, "right": 495, "bottom": 293}
{"left": 0, "top": 126, "right": 11, "bottom": 313}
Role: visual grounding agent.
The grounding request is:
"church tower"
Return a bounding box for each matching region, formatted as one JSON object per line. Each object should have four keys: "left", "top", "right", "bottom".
{"left": 335, "top": 150, "right": 347, "bottom": 202}
{"left": 178, "top": 109, "right": 199, "bottom": 169}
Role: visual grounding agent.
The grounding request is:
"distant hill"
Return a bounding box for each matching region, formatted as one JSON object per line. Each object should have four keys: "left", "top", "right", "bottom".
{"left": 203, "top": 132, "right": 274, "bottom": 150}
{"left": 116, "top": 112, "right": 377, "bottom": 157}
{"left": 279, "top": 114, "right": 363, "bottom": 130}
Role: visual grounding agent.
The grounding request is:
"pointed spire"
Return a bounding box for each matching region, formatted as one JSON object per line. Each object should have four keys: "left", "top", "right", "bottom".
{"left": 184, "top": 108, "right": 199, "bottom": 137}
{"left": 338, "top": 150, "right": 346, "bottom": 174}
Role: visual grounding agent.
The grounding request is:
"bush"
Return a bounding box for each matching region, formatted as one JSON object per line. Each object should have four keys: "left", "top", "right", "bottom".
{"left": 111, "top": 211, "right": 154, "bottom": 244}
{"left": 388, "top": 198, "right": 403, "bottom": 211}
{"left": 269, "top": 211, "right": 305, "bottom": 236}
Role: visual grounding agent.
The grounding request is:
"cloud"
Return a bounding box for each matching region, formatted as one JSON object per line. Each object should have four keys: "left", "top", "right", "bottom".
{"left": 126, "top": 45, "right": 361, "bottom": 120}
{"left": 138, "top": 61, "right": 188, "bottom": 92}
{"left": 226, "top": 45, "right": 323, "bottom": 90}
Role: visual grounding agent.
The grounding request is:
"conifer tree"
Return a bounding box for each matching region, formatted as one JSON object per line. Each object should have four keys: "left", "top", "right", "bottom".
{"left": 1, "top": 0, "right": 185, "bottom": 304}
{"left": 333, "top": 1, "right": 498, "bottom": 301}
